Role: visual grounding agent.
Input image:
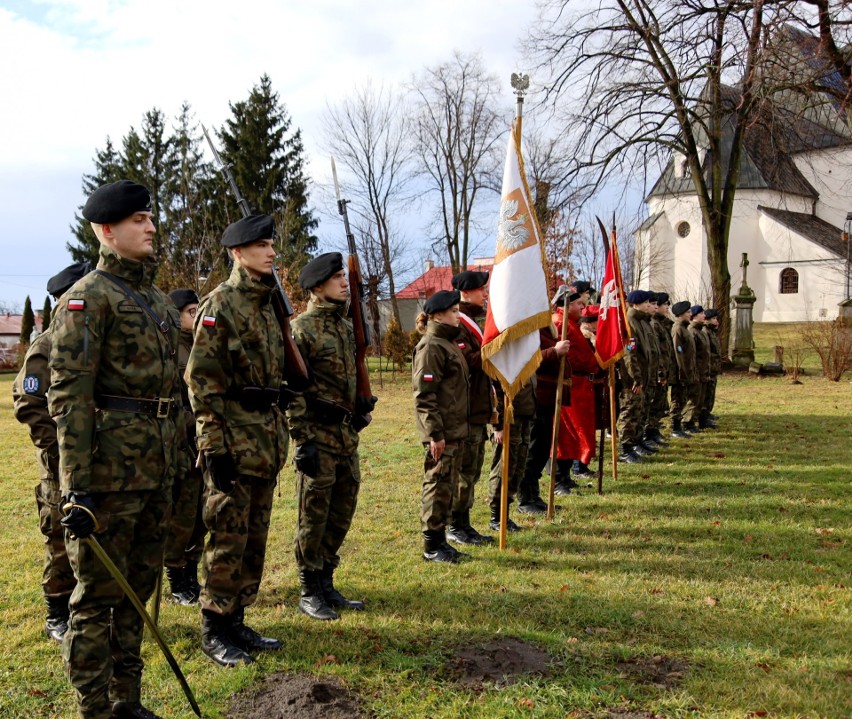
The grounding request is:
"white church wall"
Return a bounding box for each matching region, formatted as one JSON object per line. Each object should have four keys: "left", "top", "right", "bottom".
{"left": 791, "top": 146, "right": 852, "bottom": 230}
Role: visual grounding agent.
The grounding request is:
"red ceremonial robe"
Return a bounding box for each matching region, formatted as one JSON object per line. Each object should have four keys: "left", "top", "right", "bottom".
{"left": 553, "top": 309, "right": 599, "bottom": 464}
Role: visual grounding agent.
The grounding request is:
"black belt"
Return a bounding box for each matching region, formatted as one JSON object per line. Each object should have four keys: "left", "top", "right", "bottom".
{"left": 225, "top": 386, "right": 280, "bottom": 412}
{"left": 572, "top": 372, "right": 598, "bottom": 381}
{"left": 97, "top": 394, "right": 175, "bottom": 418}
{"left": 310, "top": 397, "right": 354, "bottom": 426}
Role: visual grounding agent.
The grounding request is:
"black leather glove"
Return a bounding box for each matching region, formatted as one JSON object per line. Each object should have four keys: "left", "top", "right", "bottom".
{"left": 60, "top": 493, "right": 97, "bottom": 539}
{"left": 294, "top": 442, "right": 319, "bottom": 476}
{"left": 206, "top": 452, "right": 236, "bottom": 493}
{"left": 352, "top": 413, "right": 372, "bottom": 432}
{"left": 355, "top": 395, "right": 378, "bottom": 416}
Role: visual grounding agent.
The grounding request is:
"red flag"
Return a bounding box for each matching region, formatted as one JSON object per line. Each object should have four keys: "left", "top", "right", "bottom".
{"left": 595, "top": 237, "right": 629, "bottom": 368}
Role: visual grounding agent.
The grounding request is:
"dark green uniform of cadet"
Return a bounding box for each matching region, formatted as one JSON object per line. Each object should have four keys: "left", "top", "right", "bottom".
{"left": 448, "top": 270, "right": 494, "bottom": 546}
{"left": 162, "top": 288, "right": 206, "bottom": 606}
{"left": 186, "top": 214, "right": 288, "bottom": 667}
{"left": 287, "top": 252, "right": 370, "bottom": 621}
{"left": 12, "top": 262, "right": 90, "bottom": 643}
{"left": 686, "top": 305, "right": 711, "bottom": 433}
{"left": 412, "top": 290, "right": 470, "bottom": 564}
{"left": 647, "top": 292, "right": 676, "bottom": 447}
{"left": 702, "top": 309, "right": 722, "bottom": 425}
{"left": 669, "top": 301, "right": 697, "bottom": 438}
{"left": 49, "top": 180, "right": 183, "bottom": 719}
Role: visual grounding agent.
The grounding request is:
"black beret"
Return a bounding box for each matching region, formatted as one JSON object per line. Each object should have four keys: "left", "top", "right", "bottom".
{"left": 168, "top": 288, "right": 199, "bottom": 310}
{"left": 551, "top": 284, "right": 582, "bottom": 307}
{"left": 690, "top": 304, "right": 704, "bottom": 316}
{"left": 671, "top": 301, "right": 691, "bottom": 317}
{"left": 298, "top": 252, "right": 344, "bottom": 290}
{"left": 656, "top": 292, "right": 670, "bottom": 304}
{"left": 704, "top": 308, "right": 718, "bottom": 319}
{"left": 570, "top": 280, "right": 592, "bottom": 294}
{"left": 83, "top": 180, "right": 152, "bottom": 223}
{"left": 423, "top": 290, "right": 460, "bottom": 314}
{"left": 626, "top": 289, "right": 652, "bottom": 304}
{"left": 46, "top": 261, "right": 91, "bottom": 299}
{"left": 221, "top": 214, "right": 275, "bottom": 248}
{"left": 451, "top": 270, "right": 489, "bottom": 291}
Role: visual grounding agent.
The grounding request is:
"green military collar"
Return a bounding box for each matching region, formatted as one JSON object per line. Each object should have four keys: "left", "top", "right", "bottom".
{"left": 226, "top": 263, "right": 276, "bottom": 302}
{"left": 425, "top": 320, "right": 461, "bottom": 341}
{"left": 307, "top": 296, "right": 348, "bottom": 317}
{"left": 97, "top": 244, "right": 159, "bottom": 289}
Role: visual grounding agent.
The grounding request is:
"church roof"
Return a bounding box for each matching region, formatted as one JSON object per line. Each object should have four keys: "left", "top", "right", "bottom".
{"left": 758, "top": 206, "right": 848, "bottom": 257}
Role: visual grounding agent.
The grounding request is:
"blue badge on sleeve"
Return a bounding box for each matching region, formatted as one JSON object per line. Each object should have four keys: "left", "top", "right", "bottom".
{"left": 22, "top": 374, "right": 40, "bottom": 394}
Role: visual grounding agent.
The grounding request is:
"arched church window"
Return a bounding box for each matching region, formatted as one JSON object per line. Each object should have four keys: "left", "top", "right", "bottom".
{"left": 779, "top": 267, "right": 798, "bottom": 294}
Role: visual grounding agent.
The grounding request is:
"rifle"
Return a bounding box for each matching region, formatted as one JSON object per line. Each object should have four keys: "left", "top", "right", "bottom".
{"left": 330, "top": 157, "right": 377, "bottom": 416}
{"left": 202, "top": 124, "right": 310, "bottom": 390}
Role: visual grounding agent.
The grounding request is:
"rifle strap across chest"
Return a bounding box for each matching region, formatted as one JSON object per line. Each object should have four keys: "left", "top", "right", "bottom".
{"left": 94, "top": 270, "right": 175, "bottom": 357}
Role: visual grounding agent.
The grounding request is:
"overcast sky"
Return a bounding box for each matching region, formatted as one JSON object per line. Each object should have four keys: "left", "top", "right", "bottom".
{"left": 0, "top": 0, "right": 556, "bottom": 308}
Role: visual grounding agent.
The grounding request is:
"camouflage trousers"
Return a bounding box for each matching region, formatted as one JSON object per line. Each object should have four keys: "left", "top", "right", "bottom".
{"left": 487, "top": 417, "right": 532, "bottom": 509}
{"left": 452, "top": 423, "right": 487, "bottom": 514}
{"left": 421, "top": 442, "right": 461, "bottom": 532}
{"left": 163, "top": 465, "right": 205, "bottom": 567}
{"left": 295, "top": 448, "right": 360, "bottom": 572}
{"left": 36, "top": 479, "right": 75, "bottom": 600}
{"left": 647, "top": 382, "right": 670, "bottom": 430}
{"left": 706, "top": 376, "right": 718, "bottom": 414}
{"left": 64, "top": 488, "right": 170, "bottom": 719}
{"left": 201, "top": 473, "right": 275, "bottom": 616}
{"left": 669, "top": 382, "right": 687, "bottom": 424}
{"left": 616, "top": 386, "right": 648, "bottom": 445}
{"left": 684, "top": 381, "right": 707, "bottom": 424}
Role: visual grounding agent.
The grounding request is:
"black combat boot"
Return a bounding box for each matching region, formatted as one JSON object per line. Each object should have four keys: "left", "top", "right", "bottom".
{"left": 647, "top": 427, "right": 669, "bottom": 445}
{"left": 184, "top": 559, "right": 201, "bottom": 601}
{"left": 165, "top": 566, "right": 196, "bottom": 606}
{"left": 228, "top": 606, "right": 282, "bottom": 651}
{"left": 298, "top": 569, "right": 339, "bottom": 620}
{"left": 447, "top": 512, "right": 489, "bottom": 545}
{"left": 489, "top": 505, "right": 521, "bottom": 532}
{"left": 618, "top": 443, "right": 642, "bottom": 463}
{"left": 201, "top": 610, "right": 253, "bottom": 667}
{"left": 684, "top": 421, "right": 703, "bottom": 434}
{"left": 110, "top": 700, "right": 164, "bottom": 719}
{"left": 44, "top": 596, "right": 70, "bottom": 643}
{"left": 699, "top": 414, "right": 717, "bottom": 429}
{"left": 572, "top": 460, "right": 595, "bottom": 479}
{"left": 671, "top": 419, "right": 690, "bottom": 439}
{"left": 461, "top": 510, "right": 494, "bottom": 544}
{"left": 320, "top": 564, "right": 365, "bottom": 611}
{"left": 517, "top": 476, "right": 547, "bottom": 514}
{"left": 423, "top": 529, "right": 461, "bottom": 563}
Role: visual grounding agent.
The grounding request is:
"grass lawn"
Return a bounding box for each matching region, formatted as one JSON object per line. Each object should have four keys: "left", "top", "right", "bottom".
{"left": 0, "top": 364, "right": 849, "bottom": 718}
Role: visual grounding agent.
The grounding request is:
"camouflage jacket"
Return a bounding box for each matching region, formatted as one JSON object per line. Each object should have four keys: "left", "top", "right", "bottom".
{"left": 623, "top": 308, "right": 658, "bottom": 387}
{"left": 187, "top": 264, "right": 288, "bottom": 479}
{"left": 286, "top": 297, "right": 359, "bottom": 454}
{"left": 12, "top": 329, "right": 58, "bottom": 482}
{"left": 703, "top": 324, "right": 722, "bottom": 375}
{"left": 412, "top": 320, "right": 469, "bottom": 444}
{"left": 652, "top": 314, "right": 677, "bottom": 382}
{"left": 177, "top": 328, "right": 196, "bottom": 438}
{"left": 672, "top": 318, "right": 697, "bottom": 384}
{"left": 48, "top": 246, "right": 183, "bottom": 495}
{"left": 689, "top": 321, "right": 712, "bottom": 382}
{"left": 457, "top": 301, "right": 493, "bottom": 425}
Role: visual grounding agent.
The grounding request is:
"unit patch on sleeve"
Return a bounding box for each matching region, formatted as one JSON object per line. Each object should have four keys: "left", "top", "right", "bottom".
{"left": 67, "top": 299, "right": 86, "bottom": 311}
{"left": 202, "top": 315, "right": 216, "bottom": 328}
{"left": 22, "top": 374, "right": 40, "bottom": 394}
{"left": 423, "top": 374, "right": 434, "bottom": 382}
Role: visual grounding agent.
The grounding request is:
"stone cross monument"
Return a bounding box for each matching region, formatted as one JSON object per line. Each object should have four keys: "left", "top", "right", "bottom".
{"left": 731, "top": 252, "right": 756, "bottom": 367}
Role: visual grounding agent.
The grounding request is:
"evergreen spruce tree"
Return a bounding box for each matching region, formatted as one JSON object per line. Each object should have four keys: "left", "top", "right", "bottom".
{"left": 41, "top": 296, "right": 52, "bottom": 330}
{"left": 218, "top": 75, "right": 318, "bottom": 274}
{"left": 67, "top": 138, "right": 124, "bottom": 264}
{"left": 20, "top": 296, "right": 35, "bottom": 347}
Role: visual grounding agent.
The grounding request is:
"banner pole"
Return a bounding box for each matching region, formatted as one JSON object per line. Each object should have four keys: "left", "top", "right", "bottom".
{"left": 609, "top": 365, "right": 619, "bottom": 483}
{"left": 499, "top": 412, "right": 511, "bottom": 550}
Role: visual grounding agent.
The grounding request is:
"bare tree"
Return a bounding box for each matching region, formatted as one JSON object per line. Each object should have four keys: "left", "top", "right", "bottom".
{"left": 524, "top": 0, "right": 851, "bottom": 355}
{"left": 411, "top": 51, "right": 507, "bottom": 272}
{"left": 323, "top": 82, "right": 415, "bottom": 325}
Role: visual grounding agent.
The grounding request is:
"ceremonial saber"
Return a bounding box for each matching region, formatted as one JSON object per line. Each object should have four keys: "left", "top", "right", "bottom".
{"left": 64, "top": 506, "right": 202, "bottom": 717}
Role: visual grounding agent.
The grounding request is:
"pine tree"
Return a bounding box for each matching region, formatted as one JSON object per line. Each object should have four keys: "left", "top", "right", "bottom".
{"left": 41, "top": 296, "right": 52, "bottom": 330}
{"left": 218, "top": 75, "right": 318, "bottom": 275}
{"left": 67, "top": 138, "right": 124, "bottom": 264}
{"left": 20, "top": 296, "right": 35, "bottom": 347}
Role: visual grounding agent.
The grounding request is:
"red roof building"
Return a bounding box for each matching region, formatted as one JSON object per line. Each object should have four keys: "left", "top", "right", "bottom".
{"left": 396, "top": 258, "right": 494, "bottom": 300}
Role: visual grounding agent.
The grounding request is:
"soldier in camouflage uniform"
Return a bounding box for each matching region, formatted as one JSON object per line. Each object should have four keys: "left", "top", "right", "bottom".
{"left": 616, "top": 290, "right": 659, "bottom": 463}
{"left": 12, "top": 262, "right": 89, "bottom": 643}
{"left": 49, "top": 180, "right": 183, "bottom": 719}
{"left": 412, "top": 290, "right": 470, "bottom": 563}
{"left": 646, "top": 292, "right": 676, "bottom": 447}
{"left": 685, "top": 305, "right": 711, "bottom": 433}
{"left": 162, "top": 288, "right": 205, "bottom": 606}
{"left": 670, "top": 301, "right": 696, "bottom": 438}
{"left": 447, "top": 270, "right": 494, "bottom": 546}
{"left": 702, "top": 309, "right": 722, "bottom": 425}
{"left": 287, "top": 252, "right": 371, "bottom": 620}
{"left": 187, "top": 214, "right": 288, "bottom": 666}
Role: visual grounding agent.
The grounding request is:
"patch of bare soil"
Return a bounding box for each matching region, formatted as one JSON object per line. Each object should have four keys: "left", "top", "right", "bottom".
{"left": 227, "top": 672, "right": 365, "bottom": 719}
{"left": 442, "top": 636, "right": 553, "bottom": 689}
{"left": 615, "top": 655, "right": 691, "bottom": 688}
